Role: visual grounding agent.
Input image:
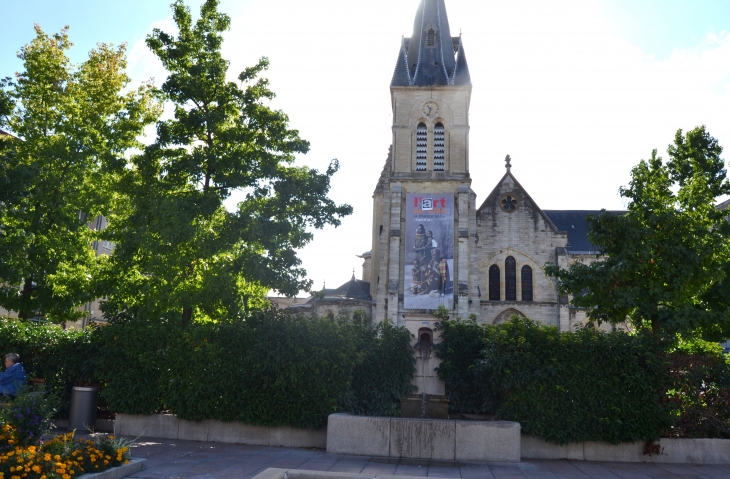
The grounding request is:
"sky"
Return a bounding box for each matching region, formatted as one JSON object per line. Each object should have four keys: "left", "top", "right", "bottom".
{"left": 2, "top": 0, "right": 730, "bottom": 296}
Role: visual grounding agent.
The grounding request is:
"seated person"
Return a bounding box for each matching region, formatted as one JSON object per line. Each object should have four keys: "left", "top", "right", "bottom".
{"left": 0, "top": 353, "right": 27, "bottom": 399}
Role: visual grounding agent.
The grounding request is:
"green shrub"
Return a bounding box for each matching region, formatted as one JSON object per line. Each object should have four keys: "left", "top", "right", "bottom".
{"left": 343, "top": 317, "right": 416, "bottom": 417}
{"left": 479, "top": 318, "right": 674, "bottom": 444}
{"left": 665, "top": 337, "right": 730, "bottom": 438}
{"left": 0, "top": 318, "right": 96, "bottom": 417}
{"left": 94, "top": 314, "right": 173, "bottom": 415}
{"left": 435, "top": 316, "right": 493, "bottom": 414}
{"left": 437, "top": 316, "right": 677, "bottom": 444}
{"left": 89, "top": 312, "right": 418, "bottom": 426}
{"left": 0, "top": 311, "right": 416, "bottom": 429}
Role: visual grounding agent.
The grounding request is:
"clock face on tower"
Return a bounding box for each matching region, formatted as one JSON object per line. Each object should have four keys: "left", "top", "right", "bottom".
{"left": 422, "top": 101, "right": 438, "bottom": 117}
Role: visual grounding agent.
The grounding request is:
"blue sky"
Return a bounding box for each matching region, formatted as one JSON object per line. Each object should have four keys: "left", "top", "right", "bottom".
{"left": 2, "top": 0, "right": 729, "bottom": 292}
{"left": 601, "top": 0, "right": 730, "bottom": 58}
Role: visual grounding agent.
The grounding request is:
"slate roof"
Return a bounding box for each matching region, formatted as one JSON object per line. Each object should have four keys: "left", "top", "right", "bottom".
{"left": 544, "top": 210, "right": 625, "bottom": 254}
{"left": 322, "top": 274, "right": 372, "bottom": 301}
{"left": 391, "top": 0, "right": 471, "bottom": 87}
{"left": 718, "top": 198, "right": 730, "bottom": 210}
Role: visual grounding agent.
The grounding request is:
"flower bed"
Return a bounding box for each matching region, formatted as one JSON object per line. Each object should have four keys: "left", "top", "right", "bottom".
{"left": 0, "top": 427, "right": 131, "bottom": 479}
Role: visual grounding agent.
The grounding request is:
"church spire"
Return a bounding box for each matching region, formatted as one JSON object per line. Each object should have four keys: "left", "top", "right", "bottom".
{"left": 391, "top": 0, "right": 471, "bottom": 87}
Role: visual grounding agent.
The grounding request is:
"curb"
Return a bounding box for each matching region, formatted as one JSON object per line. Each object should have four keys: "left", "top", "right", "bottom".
{"left": 75, "top": 459, "right": 146, "bottom": 479}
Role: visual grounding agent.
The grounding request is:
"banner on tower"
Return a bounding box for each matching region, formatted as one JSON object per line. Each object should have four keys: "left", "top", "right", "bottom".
{"left": 404, "top": 193, "right": 454, "bottom": 310}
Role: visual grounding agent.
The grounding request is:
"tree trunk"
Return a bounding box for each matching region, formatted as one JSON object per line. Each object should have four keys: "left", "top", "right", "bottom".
{"left": 181, "top": 306, "right": 193, "bottom": 325}
{"left": 17, "top": 277, "right": 34, "bottom": 320}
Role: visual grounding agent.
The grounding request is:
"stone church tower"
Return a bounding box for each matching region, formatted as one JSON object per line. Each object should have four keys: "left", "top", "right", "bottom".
{"left": 371, "top": 0, "right": 475, "bottom": 331}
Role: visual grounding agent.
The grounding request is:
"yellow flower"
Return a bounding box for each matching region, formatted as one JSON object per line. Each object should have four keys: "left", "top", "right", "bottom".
{"left": 53, "top": 456, "right": 60, "bottom": 462}
{"left": 62, "top": 474, "right": 70, "bottom": 479}
{"left": 43, "top": 455, "right": 50, "bottom": 462}
{"left": 32, "top": 466, "right": 41, "bottom": 474}
{"left": 124, "top": 460, "right": 129, "bottom": 465}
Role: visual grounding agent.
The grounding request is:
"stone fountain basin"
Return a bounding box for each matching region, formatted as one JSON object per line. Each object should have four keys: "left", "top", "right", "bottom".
{"left": 326, "top": 413, "right": 520, "bottom": 462}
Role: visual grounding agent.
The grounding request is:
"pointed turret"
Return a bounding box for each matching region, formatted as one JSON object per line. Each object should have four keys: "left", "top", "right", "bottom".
{"left": 391, "top": 0, "right": 471, "bottom": 87}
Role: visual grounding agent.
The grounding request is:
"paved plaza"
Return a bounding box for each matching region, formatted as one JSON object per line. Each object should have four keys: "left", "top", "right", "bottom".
{"left": 121, "top": 436, "right": 730, "bottom": 479}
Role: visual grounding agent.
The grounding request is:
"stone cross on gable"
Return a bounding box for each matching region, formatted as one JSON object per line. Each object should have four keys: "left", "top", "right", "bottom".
{"left": 505, "top": 154, "right": 512, "bottom": 172}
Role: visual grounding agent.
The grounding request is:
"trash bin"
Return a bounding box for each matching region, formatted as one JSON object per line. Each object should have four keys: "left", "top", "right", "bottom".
{"left": 69, "top": 386, "right": 98, "bottom": 431}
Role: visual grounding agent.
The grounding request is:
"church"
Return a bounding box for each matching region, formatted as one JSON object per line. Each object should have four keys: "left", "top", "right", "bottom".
{"left": 289, "top": 0, "right": 608, "bottom": 335}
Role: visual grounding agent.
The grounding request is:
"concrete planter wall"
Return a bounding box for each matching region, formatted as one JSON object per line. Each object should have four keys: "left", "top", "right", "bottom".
{"left": 326, "top": 413, "right": 521, "bottom": 462}
{"left": 112, "top": 414, "right": 728, "bottom": 465}
{"left": 522, "top": 435, "right": 730, "bottom": 464}
{"left": 114, "top": 414, "right": 326, "bottom": 448}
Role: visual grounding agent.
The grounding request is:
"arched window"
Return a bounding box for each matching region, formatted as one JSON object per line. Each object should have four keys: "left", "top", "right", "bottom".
{"left": 416, "top": 123, "right": 427, "bottom": 171}
{"left": 505, "top": 256, "right": 516, "bottom": 301}
{"left": 521, "top": 265, "right": 533, "bottom": 301}
{"left": 488, "top": 265, "right": 500, "bottom": 301}
{"left": 433, "top": 123, "right": 445, "bottom": 171}
{"left": 427, "top": 28, "right": 436, "bottom": 47}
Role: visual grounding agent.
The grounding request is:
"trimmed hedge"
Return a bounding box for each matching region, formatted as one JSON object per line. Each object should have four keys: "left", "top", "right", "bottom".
{"left": 0, "top": 319, "right": 97, "bottom": 417}
{"left": 436, "top": 316, "right": 730, "bottom": 444}
{"left": 0, "top": 311, "right": 415, "bottom": 428}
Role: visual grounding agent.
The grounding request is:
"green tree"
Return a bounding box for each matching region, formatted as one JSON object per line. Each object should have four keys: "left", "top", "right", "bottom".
{"left": 102, "top": 0, "right": 352, "bottom": 323}
{"left": 0, "top": 26, "right": 159, "bottom": 322}
{"left": 546, "top": 126, "right": 730, "bottom": 338}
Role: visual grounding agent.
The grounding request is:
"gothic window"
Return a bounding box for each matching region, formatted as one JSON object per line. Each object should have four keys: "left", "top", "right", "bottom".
{"left": 505, "top": 256, "right": 516, "bottom": 301}
{"left": 521, "top": 265, "right": 533, "bottom": 301}
{"left": 433, "top": 123, "right": 445, "bottom": 171}
{"left": 488, "top": 265, "right": 500, "bottom": 301}
{"left": 416, "top": 123, "right": 427, "bottom": 171}
{"left": 427, "top": 28, "right": 435, "bottom": 47}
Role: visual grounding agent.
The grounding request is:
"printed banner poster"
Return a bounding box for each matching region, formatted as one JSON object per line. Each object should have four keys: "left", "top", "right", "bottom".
{"left": 404, "top": 194, "right": 454, "bottom": 310}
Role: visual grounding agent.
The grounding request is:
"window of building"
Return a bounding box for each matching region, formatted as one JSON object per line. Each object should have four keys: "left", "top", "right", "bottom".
{"left": 488, "top": 265, "right": 500, "bottom": 301}
{"left": 433, "top": 123, "right": 445, "bottom": 171}
{"left": 505, "top": 256, "right": 516, "bottom": 301}
{"left": 521, "top": 265, "right": 533, "bottom": 301}
{"left": 427, "top": 28, "right": 435, "bottom": 47}
{"left": 416, "top": 123, "right": 427, "bottom": 171}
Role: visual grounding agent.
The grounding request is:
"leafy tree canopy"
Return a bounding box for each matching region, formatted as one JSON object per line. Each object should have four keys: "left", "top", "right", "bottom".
{"left": 546, "top": 126, "right": 730, "bottom": 339}
{"left": 0, "top": 26, "right": 159, "bottom": 322}
{"left": 102, "top": 0, "right": 352, "bottom": 323}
